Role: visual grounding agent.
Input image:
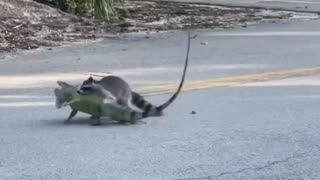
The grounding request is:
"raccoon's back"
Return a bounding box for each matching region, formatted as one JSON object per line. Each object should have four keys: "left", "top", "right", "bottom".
{"left": 98, "top": 76, "right": 132, "bottom": 97}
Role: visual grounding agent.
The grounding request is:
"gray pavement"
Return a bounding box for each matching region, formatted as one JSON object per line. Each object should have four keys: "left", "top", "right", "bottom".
{"left": 1, "top": 19, "right": 320, "bottom": 179}
{"left": 148, "top": 0, "right": 320, "bottom": 13}
{"left": 1, "top": 18, "right": 320, "bottom": 90}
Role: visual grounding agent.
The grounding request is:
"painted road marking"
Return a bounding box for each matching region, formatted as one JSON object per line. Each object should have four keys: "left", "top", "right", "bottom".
{"left": 1, "top": 66, "right": 320, "bottom": 107}
{"left": 206, "top": 32, "right": 320, "bottom": 36}
{"left": 138, "top": 66, "right": 320, "bottom": 96}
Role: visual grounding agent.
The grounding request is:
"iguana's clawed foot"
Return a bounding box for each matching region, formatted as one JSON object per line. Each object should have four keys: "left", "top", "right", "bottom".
{"left": 91, "top": 122, "right": 101, "bottom": 126}
{"left": 64, "top": 110, "right": 77, "bottom": 125}
{"left": 64, "top": 120, "right": 71, "bottom": 124}
{"left": 140, "top": 121, "right": 147, "bottom": 125}
{"left": 117, "top": 120, "right": 146, "bottom": 125}
{"left": 90, "top": 117, "right": 101, "bottom": 126}
{"left": 118, "top": 121, "right": 127, "bottom": 124}
{"left": 129, "top": 119, "right": 137, "bottom": 124}
{"left": 129, "top": 120, "right": 147, "bottom": 125}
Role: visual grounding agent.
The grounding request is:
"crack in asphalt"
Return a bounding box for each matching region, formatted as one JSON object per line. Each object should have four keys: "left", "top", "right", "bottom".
{"left": 213, "top": 154, "right": 305, "bottom": 179}
{"left": 174, "top": 176, "right": 211, "bottom": 180}
{"left": 174, "top": 153, "right": 306, "bottom": 180}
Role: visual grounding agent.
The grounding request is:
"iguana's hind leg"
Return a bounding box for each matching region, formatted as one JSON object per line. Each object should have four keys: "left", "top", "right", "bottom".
{"left": 64, "top": 110, "right": 78, "bottom": 124}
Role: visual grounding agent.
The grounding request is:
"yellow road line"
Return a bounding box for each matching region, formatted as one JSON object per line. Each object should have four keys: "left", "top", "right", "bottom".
{"left": 138, "top": 66, "right": 320, "bottom": 96}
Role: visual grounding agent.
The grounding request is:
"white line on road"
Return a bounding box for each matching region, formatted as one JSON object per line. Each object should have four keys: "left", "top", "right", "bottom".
{"left": 208, "top": 31, "right": 320, "bottom": 36}
{"left": 260, "top": 0, "right": 320, "bottom": 4}
{"left": 241, "top": 75, "right": 320, "bottom": 87}
{"left": 0, "top": 102, "right": 54, "bottom": 107}
{"left": 0, "top": 64, "right": 269, "bottom": 89}
{"left": 0, "top": 95, "right": 51, "bottom": 99}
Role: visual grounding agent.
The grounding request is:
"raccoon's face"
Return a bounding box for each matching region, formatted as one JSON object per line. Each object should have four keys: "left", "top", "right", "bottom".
{"left": 77, "top": 77, "right": 94, "bottom": 95}
{"left": 54, "top": 81, "right": 77, "bottom": 108}
{"left": 77, "top": 77, "right": 104, "bottom": 96}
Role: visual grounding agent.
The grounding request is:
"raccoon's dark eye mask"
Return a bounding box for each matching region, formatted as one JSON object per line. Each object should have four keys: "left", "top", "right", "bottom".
{"left": 77, "top": 86, "right": 93, "bottom": 94}
{"left": 81, "top": 86, "right": 93, "bottom": 91}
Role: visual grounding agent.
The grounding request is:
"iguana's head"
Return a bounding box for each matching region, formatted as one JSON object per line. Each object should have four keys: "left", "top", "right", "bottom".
{"left": 54, "top": 81, "right": 78, "bottom": 108}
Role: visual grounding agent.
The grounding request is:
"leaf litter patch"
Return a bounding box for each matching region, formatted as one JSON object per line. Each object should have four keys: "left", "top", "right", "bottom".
{"left": 0, "top": 0, "right": 318, "bottom": 53}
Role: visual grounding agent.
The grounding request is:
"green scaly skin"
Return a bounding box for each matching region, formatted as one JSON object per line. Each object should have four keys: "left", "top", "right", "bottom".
{"left": 68, "top": 91, "right": 135, "bottom": 123}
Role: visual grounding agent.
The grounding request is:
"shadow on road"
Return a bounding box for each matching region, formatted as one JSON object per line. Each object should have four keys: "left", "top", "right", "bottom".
{"left": 40, "top": 117, "right": 147, "bottom": 127}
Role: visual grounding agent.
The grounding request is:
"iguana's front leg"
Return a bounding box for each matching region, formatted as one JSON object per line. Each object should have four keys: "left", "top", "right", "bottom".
{"left": 90, "top": 105, "right": 102, "bottom": 126}
{"left": 64, "top": 109, "right": 78, "bottom": 124}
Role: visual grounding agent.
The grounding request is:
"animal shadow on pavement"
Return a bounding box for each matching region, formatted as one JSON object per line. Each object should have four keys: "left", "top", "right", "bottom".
{"left": 41, "top": 117, "right": 146, "bottom": 127}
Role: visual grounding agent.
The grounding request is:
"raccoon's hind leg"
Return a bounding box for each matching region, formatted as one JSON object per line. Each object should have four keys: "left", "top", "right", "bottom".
{"left": 127, "top": 96, "right": 144, "bottom": 113}
{"left": 116, "top": 98, "right": 127, "bottom": 106}
{"left": 64, "top": 110, "right": 78, "bottom": 124}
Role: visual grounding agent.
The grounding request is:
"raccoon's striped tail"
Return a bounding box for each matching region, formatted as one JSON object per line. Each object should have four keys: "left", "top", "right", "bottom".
{"left": 142, "top": 32, "right": 193, "bottom": 118}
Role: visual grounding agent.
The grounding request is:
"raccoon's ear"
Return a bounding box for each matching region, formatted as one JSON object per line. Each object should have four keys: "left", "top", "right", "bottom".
{"left": 54, "top": 88, "right": 60, "bottom": 96}
{"left": 88, "top": 77, "right": 93, "bottom": 83}
{"left": 57, "top": 81, "right": 72, "bottom": 88}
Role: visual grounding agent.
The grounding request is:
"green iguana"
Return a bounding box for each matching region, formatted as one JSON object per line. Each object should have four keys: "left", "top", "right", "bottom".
{"left": 54, "top": 81, "right": 144, "bottom": 125}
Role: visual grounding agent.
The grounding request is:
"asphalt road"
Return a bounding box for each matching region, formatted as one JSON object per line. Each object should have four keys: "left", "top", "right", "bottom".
{"left": 150, "top": 0, "right": 320, "bottom": 12}
{"left": 1, "top": 18, "right": 320, "bottom": 179}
